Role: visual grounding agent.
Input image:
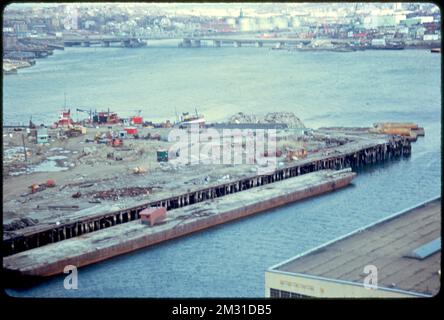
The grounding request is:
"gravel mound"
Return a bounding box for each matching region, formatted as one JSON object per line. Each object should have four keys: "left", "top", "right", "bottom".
{"left": 228, "top": 112, "right": 305, "bottom": 129}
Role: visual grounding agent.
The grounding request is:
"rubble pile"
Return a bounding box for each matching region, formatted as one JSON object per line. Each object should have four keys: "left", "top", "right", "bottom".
{"left": 228, "top": 113, "right": 259, "bottom": 124}
{"left": 263, "top": 112, "right": 305, "bottom": 129}
{"left": 228, "top": 112, "right": 305, "bottom": 129}
{"left": 4, "top": 217, "right": 39, "bottom": 231}
{"left": 85, "top": 187, "right": 153, "bottom": 201}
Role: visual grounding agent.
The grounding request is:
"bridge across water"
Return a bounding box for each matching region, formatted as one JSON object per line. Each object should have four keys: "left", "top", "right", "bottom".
{"left": 181, "top": 37, "right": 311, "bottom": 48}
{"left": 22, "top": 35, "right": 145, "bottom": 48}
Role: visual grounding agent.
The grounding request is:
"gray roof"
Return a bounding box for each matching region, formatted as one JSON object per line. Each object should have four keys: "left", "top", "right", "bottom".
{"left": 272, "top": 198, "right": 441, "bottom": 296}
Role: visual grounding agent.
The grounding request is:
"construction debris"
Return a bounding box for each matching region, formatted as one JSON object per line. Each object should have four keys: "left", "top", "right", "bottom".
{"left": 228, "top": 112, "right": 305, "bottom": 129}
{"left": 2, "top": 115, "right": 422, "bottom": 249}
{"left": 85, "top": 187, "right": 153, "bottom": 201}
{"left": 4, "top": 217, "right": 39, "bottom": 231}
{"left": 29, "top": 179, "right": 56, "bottom": 193}
{"left": 370, "top": 122, "right": 425, "bottom": 141}
{"left": 36, "top": 205, "right": 79, "bottom": 210}
{"left": 133, "top": 166, "right": 147, "bottom": 174}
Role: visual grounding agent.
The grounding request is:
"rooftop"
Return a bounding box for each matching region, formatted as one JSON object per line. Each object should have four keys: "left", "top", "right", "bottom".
{"left": 272, "top": 198, "right": 441, "bottom": 296}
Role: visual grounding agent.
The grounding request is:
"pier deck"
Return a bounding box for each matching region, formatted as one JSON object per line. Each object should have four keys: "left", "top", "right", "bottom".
{"left": 3, "top": 130, "right": 411, "bottom": 257}
{"left": 4, "top": 169, "right": 355, "bottom": 277}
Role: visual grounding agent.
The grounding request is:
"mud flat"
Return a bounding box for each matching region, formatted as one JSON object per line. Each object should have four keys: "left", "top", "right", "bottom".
{"left": 4, "top": 169, "right": 355, "bottom": 279}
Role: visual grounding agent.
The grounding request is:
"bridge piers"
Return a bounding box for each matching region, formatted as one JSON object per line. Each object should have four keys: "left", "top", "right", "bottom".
{"left": 180, "top": 37, "right": 311, "bottom": 49}
{"left": 182, "top": 39, "right": 192, "bottom": 48}
{"left": 191, "top": 39, "right": 201, "bottom": 48}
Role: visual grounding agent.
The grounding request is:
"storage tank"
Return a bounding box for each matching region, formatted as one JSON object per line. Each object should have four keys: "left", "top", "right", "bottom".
{"left": 225, "top": 17, "right": 236, "bottom": 27}
{"left": 257, "top": 17, "right": 272, "bottom": 31}
{"left": 239, "top": 17, "right": 256, "bottom": 32}
{"left": 272, "top": 16, "right": 289, "bottom": 30}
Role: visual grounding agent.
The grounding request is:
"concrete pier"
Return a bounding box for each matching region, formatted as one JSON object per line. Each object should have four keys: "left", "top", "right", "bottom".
{"left": 2, "top": 135, "right": 411, "bottom": 257}
{"left": 3, "top": 169, "right": 356, "bottom": 278}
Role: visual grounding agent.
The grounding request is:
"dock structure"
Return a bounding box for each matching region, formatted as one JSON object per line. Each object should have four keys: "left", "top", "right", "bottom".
{"left": 3, "top": 46, "right": 52, "bottom": 58}
{"left": 265, "top": 197, "right": 441, "bottom": 298}
{"left": 4, "top": 169, "right": 356, "bottom": 278}
{"left": 2, "top": 134, "right": 411, "bottom": 257}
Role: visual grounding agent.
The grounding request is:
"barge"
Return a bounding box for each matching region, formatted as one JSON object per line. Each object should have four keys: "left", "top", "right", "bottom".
{"left": 4, "top": 169, "right": 355, "bottom": 279}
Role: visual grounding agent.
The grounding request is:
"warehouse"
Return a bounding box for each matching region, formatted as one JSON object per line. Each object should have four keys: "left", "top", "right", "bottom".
{"left": 265, "top": 197, "right": 441, "bottom": 298}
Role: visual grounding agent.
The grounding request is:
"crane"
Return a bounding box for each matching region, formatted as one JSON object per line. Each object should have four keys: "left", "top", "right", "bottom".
{"left": 76, "top": 108, "right": 95, "bottom": 122}
{"left": 351, "top": 3, "right": 360, "bottom": 33}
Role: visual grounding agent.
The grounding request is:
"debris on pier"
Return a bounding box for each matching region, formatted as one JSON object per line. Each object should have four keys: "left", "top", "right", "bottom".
{"left": 2, "top": 113, "right": 422, "bottom": 269}
{"left": 228, "top": 112, "right": 305, "bottom": 129}
{"left": 4, "top": 217, "right": 39, "bottom": 232}
{"left": 85, "top": 187, "right": 153, "bottom": 201}
{"left": 370, "top": 122, "right": 425, "bottom": 141}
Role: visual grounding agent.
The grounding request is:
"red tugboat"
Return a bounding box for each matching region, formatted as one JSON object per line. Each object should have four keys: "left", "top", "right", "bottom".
{"left": 55, "top": 109, "right": 73, "bottom": 128}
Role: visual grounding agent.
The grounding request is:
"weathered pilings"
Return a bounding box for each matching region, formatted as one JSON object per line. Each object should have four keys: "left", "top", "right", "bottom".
{"left": 2, "top": 136, "right": 411, "bottom": 256}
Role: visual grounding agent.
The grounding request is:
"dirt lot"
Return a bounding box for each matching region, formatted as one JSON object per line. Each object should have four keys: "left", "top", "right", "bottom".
{"left": 2, "top": 126, "right": 292, "bottom": 226}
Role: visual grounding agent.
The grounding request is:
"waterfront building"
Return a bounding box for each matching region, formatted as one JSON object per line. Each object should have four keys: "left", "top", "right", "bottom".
{"left": 265, "top": 199, "right": 441, "bottom": 298}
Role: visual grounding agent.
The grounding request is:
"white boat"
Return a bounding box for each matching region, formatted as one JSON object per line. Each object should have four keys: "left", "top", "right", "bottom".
{"left": 177, "top": 109, "right": 205, "bottom": 128}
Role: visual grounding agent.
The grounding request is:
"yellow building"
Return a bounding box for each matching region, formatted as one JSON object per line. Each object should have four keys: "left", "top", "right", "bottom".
{"left": 265, "top": 198, "right": 441, "bottom": 298}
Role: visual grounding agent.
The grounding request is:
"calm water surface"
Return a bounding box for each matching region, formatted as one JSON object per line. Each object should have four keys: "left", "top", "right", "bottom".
{"left": 3, "top": 43, "right": 441, "bottom": 297}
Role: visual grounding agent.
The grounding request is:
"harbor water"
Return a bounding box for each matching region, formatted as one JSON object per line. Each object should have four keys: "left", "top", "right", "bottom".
{"left": 3, "top": 43, "right": 441, "bottom": 297}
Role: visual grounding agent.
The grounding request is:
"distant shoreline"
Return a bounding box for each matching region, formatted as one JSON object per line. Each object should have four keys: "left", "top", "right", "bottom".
{"left": 3, "top": 41, "right": 440, "bottom": 76}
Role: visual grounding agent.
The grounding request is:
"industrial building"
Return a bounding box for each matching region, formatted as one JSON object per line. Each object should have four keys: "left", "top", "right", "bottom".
{"left": 265, "top": 197, "right": 441, "bottom": 298}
